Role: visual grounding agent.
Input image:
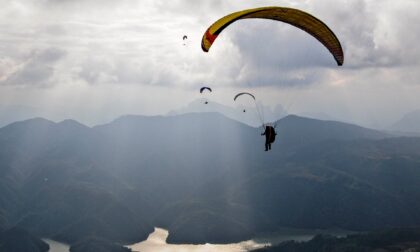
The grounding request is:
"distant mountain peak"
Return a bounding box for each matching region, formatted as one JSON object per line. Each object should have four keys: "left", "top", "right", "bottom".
{"left": 168, "top": 98, "right": 287, "bottom": 127}
{"left": 19, "top": 117, "right": 54, "bottom": 125}
{"left": 0, "top": 117, "right": 55, "bottom": 131}
{"left": 58, "top": 119, "right": 90, "bottom": 129}
{"left": 391, "top": 109, "right": 420, "bottom": 133}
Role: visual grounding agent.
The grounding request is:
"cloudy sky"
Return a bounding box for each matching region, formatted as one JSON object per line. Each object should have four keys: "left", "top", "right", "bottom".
{"left": 0, "top": 0, "right": 419, "bottom": 128}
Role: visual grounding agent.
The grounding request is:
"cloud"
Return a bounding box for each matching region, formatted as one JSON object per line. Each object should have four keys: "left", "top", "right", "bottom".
{"left": 1, "top": 47, "right": 66, "bottom": 87}
{"left": 0, "top": 0, "right": 420, "bottom": 128}
{"left": 312, "top": 0, "right": 420, "bottom": 68}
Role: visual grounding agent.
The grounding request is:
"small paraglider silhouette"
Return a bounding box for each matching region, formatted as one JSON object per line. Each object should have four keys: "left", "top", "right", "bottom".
{"left": 182, "top": 35, "right": 188, "bottom": 46}
{"left": 234, "top": 92, "right": 255, "bottom": 113}
{"left": 200, "top": 87, "right": 212, "bottom": 104}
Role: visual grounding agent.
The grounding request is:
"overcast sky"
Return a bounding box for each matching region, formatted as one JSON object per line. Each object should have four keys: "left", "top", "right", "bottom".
{"left": 0, "top": 0, "right": 419, "bottom": 128}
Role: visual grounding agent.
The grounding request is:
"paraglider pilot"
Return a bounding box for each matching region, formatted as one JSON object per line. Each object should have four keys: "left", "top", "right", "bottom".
{"left": 261, "top": 125, "right": 276, "bottom": 151}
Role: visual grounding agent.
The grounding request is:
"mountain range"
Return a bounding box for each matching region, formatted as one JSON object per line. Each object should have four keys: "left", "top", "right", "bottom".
{"left": 0, "top": 112, "right": 420, "bottom": 247}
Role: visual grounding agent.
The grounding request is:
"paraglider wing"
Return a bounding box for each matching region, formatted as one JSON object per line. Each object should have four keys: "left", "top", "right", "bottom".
{"left": 183, "top": 35, "right": 188, "bottom": 40}
{"left": 200, "top": 87, "right": 212, "bottom": 93}
{"left": 234, "top": 92, "right": 256, "bottom": 101}
{"left": 201, "top": 6, "right": 344, "bottom": 66}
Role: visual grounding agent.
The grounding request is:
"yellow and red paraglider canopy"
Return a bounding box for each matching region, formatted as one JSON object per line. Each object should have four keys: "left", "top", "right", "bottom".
{"left": 201, "top": 6, "right": 344, "bottom": 66}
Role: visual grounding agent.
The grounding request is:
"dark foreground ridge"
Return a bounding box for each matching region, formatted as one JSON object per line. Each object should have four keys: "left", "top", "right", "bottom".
{"left": 255, "top": 227, "right": 420, "bottom": 252}
{"left": 1, "top": 113, "right": 420, "bottom": 245}
{"left": 0, "top": 227, "right": 49, "bottom": 252}
{"left": 70, "top": 237, "right": 130, "bottom": 252}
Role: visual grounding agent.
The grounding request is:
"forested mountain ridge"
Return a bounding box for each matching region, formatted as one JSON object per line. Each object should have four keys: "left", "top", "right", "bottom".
{"left": 0, "top": 113, "right": 419, "bottom": 245}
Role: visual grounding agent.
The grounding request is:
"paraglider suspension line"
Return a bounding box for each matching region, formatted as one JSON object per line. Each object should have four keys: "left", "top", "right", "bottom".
{"left": 254, "top": 100, "right": 265, "bottom": 130}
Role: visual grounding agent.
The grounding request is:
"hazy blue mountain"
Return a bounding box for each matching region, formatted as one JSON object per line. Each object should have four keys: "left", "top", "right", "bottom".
{"left": 274, "top": 115, "right": 388, "bottom": 151}
{"left": 1, "top": 113, "right": 420, "bottom": 245}
{"left": 391, "top": 109, "right": 420, "bottom": 133}
{"left": 0, "top": 174, "right": 21, "bottom": 228}
{"left": 0, "top": 118, "right": 153, "bottom": 244}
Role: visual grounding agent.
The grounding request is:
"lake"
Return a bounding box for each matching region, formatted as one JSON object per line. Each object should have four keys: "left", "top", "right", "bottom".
{"left": 43, "top": 239, "right": 70, "bottom": 252}
{"left": 126, "top": 227, "right": 352, "bottom": 252}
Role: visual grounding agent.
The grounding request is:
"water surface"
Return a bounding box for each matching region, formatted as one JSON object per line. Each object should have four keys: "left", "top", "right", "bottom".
{"left": 127, "top": 226, "right": 352, "bottom": 252}
{"left": 43, "top": 239, "right": 70, "bottom": 252}
{"left": 127, "top": 228, "right": 268, "bottom": 252}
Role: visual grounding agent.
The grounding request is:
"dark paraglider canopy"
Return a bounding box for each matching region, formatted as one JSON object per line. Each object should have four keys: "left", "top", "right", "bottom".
{"left": 183, "top": 35, "right": 188, "bottom": 40}
{"left": 234, "top": 92, "right": 255, "bottom": 101}
{"left": 200, "top": 87, "right": 212, "bottom": 93}
{"left": 201, "top": 6, "right": 344, "bottom": 66}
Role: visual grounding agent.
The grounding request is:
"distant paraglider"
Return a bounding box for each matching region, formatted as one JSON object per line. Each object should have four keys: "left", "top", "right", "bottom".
{"left": 233, "top": 92, "right": 262, "bottom": 117}
{"left": 200, "top": 86, "right": 212, "bottom": 104}
{"left": 201, "top": 6, "right": 344, "bottom": 66}
{"left": 182, "top": 35, "right": 188, "bottom": 46}
{"left": 234, "top": 93, "right": 255, "bottom": 114}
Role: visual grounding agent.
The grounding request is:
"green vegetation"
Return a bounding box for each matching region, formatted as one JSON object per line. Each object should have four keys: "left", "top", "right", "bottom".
{"left": 0, "top": 227, "right": 49, "bottom": 252}
{"left": 255, "top": 228, "right": 420, "bottom": 252}
{"left": 70, "top": 237, "right": 131, "bottom": 252}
